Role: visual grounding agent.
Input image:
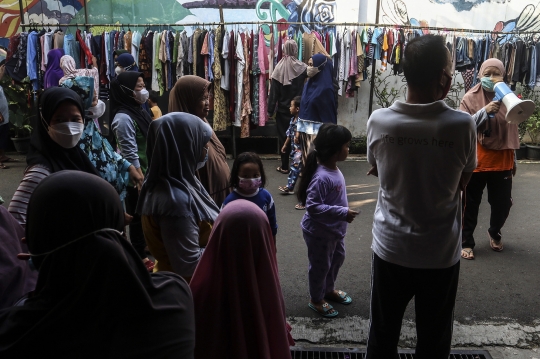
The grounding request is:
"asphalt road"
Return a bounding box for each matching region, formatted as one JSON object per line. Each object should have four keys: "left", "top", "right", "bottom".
{"left": 2, "top": 154, "right": 540, "bottom": 344}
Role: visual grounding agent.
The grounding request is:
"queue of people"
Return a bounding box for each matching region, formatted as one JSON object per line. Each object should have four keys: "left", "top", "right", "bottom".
{"left": 0, "top": 33, "right": 522, "bottom": 359}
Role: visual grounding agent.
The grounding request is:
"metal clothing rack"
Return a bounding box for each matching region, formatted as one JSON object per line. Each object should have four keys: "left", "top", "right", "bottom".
{"left": 17, "top": 0, "right": 539, "bottom": 156}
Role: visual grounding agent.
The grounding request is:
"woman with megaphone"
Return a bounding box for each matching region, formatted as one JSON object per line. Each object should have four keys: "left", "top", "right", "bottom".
{"left": 459, "top": 58, "right": 520, "bottom": 260}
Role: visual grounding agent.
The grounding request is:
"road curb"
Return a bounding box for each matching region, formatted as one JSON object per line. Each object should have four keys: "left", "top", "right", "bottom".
{"left": 288, "top": 316, "right": 540, "bottom": 348}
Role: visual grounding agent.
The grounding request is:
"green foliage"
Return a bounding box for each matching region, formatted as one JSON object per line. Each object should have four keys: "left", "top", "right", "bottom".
{"left": 519, "top": 86, "right": 540, "bottom": 145}
{"left": 444, "top": 79, "right": 465, "bottom": 110}
{"left": 369, "top": 70, "right": 405, "bottom": 108}
{"left": 1, "top": 75, "right": 33, "bottom": 138}
{"left": 349, "top": 136, "right": 367, "bottom": 154}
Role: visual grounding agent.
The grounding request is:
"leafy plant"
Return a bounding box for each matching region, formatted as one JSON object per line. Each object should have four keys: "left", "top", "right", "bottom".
{"left": 526, "top": 114, "right": 540, "bottom": 146}
{"left": 444, "top": 77, "right": 465, "bottom": 110}
{"left": 369, "top": 70, "right": 406, "bottom": 108}
{"left": 519, "top": 86, "right": 540, "bottom": 145}
{"left": 0, "top": 75, "right": 33, "bottom": 138}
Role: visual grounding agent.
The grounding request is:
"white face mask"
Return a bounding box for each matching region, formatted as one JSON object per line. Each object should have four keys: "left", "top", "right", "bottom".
{"left": 134, "top": 89, "right": 150, "bottom": 104}
{"left": 47, "top": 121, "right": 84, "bottom": 148}
{"left": 115, "top": 66, "right": 124, "bottom": 76}
{"left": 307, "top": 66, "right": 320, "bottom": 78}
{"left": 86, "top": 100, "right": 106, "bottom": 119}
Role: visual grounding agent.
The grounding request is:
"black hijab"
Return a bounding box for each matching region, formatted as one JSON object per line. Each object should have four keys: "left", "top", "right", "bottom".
{"left": 110, "top": 71, "right": 152, "bottom": 137}
{"left": 0, "top": 171, "right": 195, "bottom": 358}
{"left": 26, "top": 87, "right": 99, "bottom": 175}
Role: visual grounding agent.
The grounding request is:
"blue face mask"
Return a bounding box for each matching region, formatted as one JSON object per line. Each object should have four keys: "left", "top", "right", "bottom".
{"left": 481, "top": 77, "right": 495, "bottom": 92}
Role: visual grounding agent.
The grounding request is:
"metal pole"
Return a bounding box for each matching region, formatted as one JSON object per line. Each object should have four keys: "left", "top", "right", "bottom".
{"left": 18, "top": 0, "right": 25, "bottom": 25}
{"left": 368, "top": 0, "right": 381, "bottom": 117}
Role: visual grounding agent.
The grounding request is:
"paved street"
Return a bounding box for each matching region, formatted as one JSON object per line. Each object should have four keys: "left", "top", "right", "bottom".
{"left": 2, "top": 154, "right": 540, "bottom": 355}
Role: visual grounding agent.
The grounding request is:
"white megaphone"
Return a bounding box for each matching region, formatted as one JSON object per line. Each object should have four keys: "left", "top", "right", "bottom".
{"left": 489, "top": 82, "right": 535, "bottom": 125}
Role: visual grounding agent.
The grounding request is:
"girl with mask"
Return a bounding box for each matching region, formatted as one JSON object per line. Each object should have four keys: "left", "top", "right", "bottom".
{"left": 460, "top": 58, "right": 519, "bottom": 260}
{"left": 222, "top": 152, "right": 278, "bottom": 244}
{"left": 111, "top": 71, "right": 153, "bottom": 271}
{"left": 59, "top": 55, "right": 99, "bottom": 106}
{"left": 137, "top": 113, "right": 219, "bottom": 283}
{"left": 169, "top": 75, "right": 231, "bottom": 207}
{"left": 0, "top": 171, "right": 195, "bottom": 358}
{"left": 267, "top": 40, "right": 308, "bottom": 174}
{"left": 8, "top": 87, "right": 100, "bottom": 228}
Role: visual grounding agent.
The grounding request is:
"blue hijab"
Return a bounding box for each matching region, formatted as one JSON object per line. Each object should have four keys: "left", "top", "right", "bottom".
{"left": 298, "top": 54, "right": 336, "bottom": 124}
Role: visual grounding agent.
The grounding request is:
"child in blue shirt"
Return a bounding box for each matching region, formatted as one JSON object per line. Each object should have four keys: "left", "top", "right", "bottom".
{"left": 222, "top": 152, "right": 278, "bottom": 242}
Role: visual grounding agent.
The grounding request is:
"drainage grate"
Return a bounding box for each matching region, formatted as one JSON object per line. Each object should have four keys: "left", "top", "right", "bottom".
{"left": 290, "top": 347, "right": 493, "bottom": 359}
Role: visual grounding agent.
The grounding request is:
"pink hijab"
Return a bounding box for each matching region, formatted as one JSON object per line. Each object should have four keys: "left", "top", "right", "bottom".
{"left": 271, "top": 39, "right": 307, "bottom": 86}
{"left": 190, "top": 200, "right": 293, "bottom": 359}
{"left": 460, "top": 58, "right": 519, "bottom": 150}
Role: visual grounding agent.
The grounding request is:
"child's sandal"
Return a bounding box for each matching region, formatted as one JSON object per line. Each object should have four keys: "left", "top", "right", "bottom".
{"left": 278, "top": 186, "right": 294, "bottom": 194}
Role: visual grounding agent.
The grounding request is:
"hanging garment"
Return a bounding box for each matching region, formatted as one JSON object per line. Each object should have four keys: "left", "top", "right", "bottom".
{"left": 240, "top": 31, "right": 252, "bottom": 138}
{"left": 124, "top": 30, "right": 132, "bottom": 52}
{"left": 53, "top": 31, "right": 64, "bottom": 49}
{"left": 131, "top": 31, "right": 142, "bottom": 66}
{"left": 151, "top": 31, "right": 159, "bottom": 92}
{"left": 251, "top": 30, "right": 260, "bottom": 125}
{"left": 228, "top": 30, "right": 236, "bottom": 125}
{"left": 234, "top": 32, "right": 245, "bottom": 127}
{"left": 212, "top": 26, "right": 228, "bottom": 132}
{"left": 141, "top": 32, "right": 153, "bottom": 81}
{"left": 194, "top": 29, "right": 205, "bottom": 78}
{"left": 258, "top": 27, "right": 268, "bottom": 127}
{"left": 27, "top": 31, "right": 39, "bottom": 91}
{"left": 221, "top": 30, "right": 230, "bottom": 91}
{"left": 338, "top": 29, "right": 347, "bottom": 96}
{"left": 201, "top": 32, "right": 210, "bottom": 81}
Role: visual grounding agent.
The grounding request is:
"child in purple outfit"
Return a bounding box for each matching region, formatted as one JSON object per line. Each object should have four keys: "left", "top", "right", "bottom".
{"left": 297, "top": 123, "right": 359, "bottom": 318}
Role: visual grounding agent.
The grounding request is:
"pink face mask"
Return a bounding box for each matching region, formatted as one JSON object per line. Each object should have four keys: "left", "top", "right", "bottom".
{"left": 238, "top": 177, "right": 262, "bottom": 193}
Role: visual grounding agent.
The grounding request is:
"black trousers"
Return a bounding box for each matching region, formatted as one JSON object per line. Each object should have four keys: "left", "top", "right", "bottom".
{"left": 462, "top": 170, "right": 513, "bottom": 248}
{"left": 366, "top": 253, "right": 460, "bottom": 359}
{"left": 276, "top": 112, "right": 291, "bottom": 170}
{"left": 125, "top": 186, "right": 147, "bottom": 259}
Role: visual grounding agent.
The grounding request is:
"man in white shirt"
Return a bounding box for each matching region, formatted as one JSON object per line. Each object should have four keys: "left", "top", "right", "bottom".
{"left": 366, "top": 35, "right": 477, "bottom": 358}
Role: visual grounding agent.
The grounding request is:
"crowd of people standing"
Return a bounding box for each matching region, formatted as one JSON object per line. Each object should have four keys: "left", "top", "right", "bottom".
{"left": 0, "top": 33, "right": 521, "bottom": 359}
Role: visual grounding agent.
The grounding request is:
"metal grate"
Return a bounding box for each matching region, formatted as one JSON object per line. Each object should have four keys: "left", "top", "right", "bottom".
{"left": 290, "top": 347, "right": 493, "bottom": 359}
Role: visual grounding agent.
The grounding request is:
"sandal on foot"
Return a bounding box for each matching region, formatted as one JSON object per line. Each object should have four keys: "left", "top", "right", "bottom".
{"left": 278, "top": 186, "right": 294, "bottom": 194}
{"left": 488, "top": 232, "right": 503, "bottom": 252}
{"left": 325, "top": 290, "right": 353, "bottom": 305}
{"left": 0, "top": 163, "right": 8, "bottom": 169}
{"left": 461, "top": 248, "right": 474, "bottom": 260}
{"left": 295, "top": 203, "right": 305, "bottom": 210}
{"left": 276, "top": 167, "right": 288, "bottom": 174}
{"left": 308, "top": 302, "right": 338, "bottom": 318}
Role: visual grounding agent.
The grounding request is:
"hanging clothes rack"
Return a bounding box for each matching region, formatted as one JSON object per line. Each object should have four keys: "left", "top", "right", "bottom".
{"left": 17, "top": 15, "right": 539, "bottom": 158}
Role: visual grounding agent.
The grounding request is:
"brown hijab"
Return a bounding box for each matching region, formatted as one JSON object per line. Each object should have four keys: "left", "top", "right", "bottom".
{"left": 460, "top": 58, "right": 519, "bottom": 150}
{"left": 271, "top": 40, "right": 307, "bottom": 86}
{"left": 169, "top": 75, "right": 231, "bottom": 207}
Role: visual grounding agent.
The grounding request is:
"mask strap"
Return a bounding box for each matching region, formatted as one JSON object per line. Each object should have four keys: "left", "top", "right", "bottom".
{"left": 120, "top": 84, "right": 136, "bottom": 94}
{"left": 29, "top": 228, "right": 124, "bottom": 257}
{"left": 39, "top": 111, "right": 50, "bottom": 132}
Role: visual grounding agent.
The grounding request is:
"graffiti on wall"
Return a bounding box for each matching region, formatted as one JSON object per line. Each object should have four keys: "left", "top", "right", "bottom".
{"left": 492, "top": 2, "right": 540, "bottom": 43}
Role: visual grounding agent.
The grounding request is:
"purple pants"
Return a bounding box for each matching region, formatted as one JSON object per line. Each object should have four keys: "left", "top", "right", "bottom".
{"left": 303, "top": 230, "right": 346, "bottom": 302}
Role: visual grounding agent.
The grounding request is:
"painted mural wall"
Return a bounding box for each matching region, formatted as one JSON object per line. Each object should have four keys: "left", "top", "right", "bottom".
{"left": 2, "top": 0, "right": 540, "bottom": 135}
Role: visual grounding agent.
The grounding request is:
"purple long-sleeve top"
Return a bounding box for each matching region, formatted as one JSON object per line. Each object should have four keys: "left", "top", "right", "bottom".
{"left": 301, "top": 165, "right": 349, "bottom": 239}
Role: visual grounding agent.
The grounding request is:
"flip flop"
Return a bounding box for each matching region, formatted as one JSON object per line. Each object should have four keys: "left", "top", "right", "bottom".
{"left": 0, "top": 163, "right": 8, "bottom": 169}
{"left": 488, "top": 232, "right": 503, "bottom": 252}
{"left": 276, "top": 167, "right": 288, "bottom": 174}
{"left": 461, "top": 248, "right": 475, "bottom": 260}
{"left": 308, "top": 302, "right": 338, "bottom": 318}
{"left": 325, "top": 290, "right": 353, "bottom": 305}
{"left": 278, "top": 186, "right": 294, "bottom": 194}
{"left": 295, "top": 203, "right": 305, "bottom": 210}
